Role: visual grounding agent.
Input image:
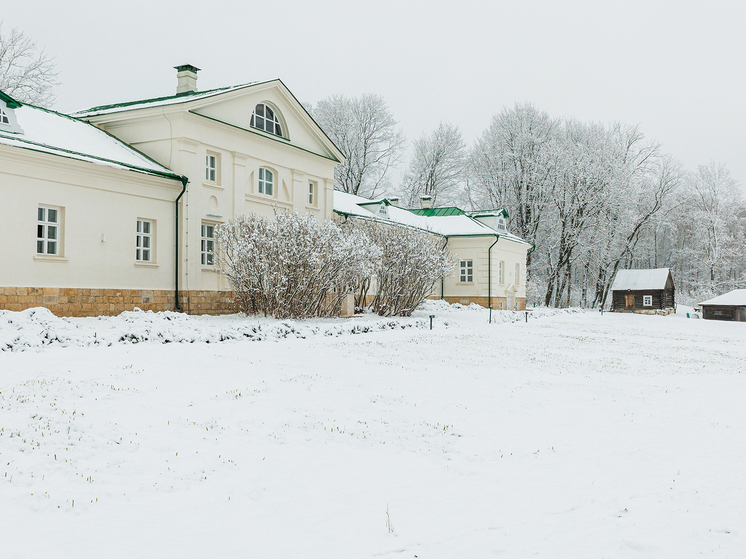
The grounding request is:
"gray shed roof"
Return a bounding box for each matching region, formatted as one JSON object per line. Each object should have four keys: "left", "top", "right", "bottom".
{"left": 700, "top": 289, "right": 746, "bottom": 306}
{"left": 610, "top": 268, "right": 672, "bottom": 291}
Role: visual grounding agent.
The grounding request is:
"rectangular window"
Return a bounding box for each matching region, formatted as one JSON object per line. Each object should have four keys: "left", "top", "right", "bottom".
{"left": 37, "top": 205, "right": 61, "bottom": 255}
{"left": 259, "top": 168, "right": 274, "bottom": 196}
{"left": 459, "top": 260, "right": 473, "bottom": 283}
{"left": 205, "top": 153, "right": 219, "bottom": 183}
{"left": 201, "top": 223, "right": 215, "bottom": 266}
{"left": 515, "top": 263, "right": 520, "bottom": 286}
{"left": 308, "top": 181, "right": 316, "bottom": 206}
{"left": 136, "top": 219, "right": 153, "bottom": 262}
{"left": 643, "top": 295, "right": 652, "bottom": 307}
{"left": 498, "top": 261, "right": 504, "bottom": 284}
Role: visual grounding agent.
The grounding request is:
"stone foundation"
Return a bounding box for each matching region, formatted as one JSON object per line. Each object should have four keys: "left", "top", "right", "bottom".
{"left": 614, "top": 308, "right": 675, "bottom": 316}
{"left": 0, "top": 286, "right": 238, "bottom": 317}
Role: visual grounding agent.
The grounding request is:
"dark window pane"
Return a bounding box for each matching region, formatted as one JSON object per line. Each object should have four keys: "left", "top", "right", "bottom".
{"left": 266, "top": 121, "right": 274, "bottom": 134}
{"left": 38, "top": 224, "right": 44, "bottom": 238}
{"left": 48, "top": 226, "right": 57, "bottom": 240}
{"left": 38, "top": 207, "right": 45, "bottom": 221}
{"left": 143, "top": 221, "right": 150, "bottom": 234}
{"left": 256, "top": 104, "right": 264, "bottom": 117}
{"left": 250, "top": 115, "right": 255, "bottom": 127}
{"left": 37, "top": 240, "right": 44, "bottom": 253}
{"left": 206, "top": 253, "right": 214, "bottom": 265}
{"left": 276, "top": 124, "right": 282, "bottom": 136}
{"left": 48, "top": 209, "right": 57, "bottom": 223}
{"left": 256, "top": 117, "right": 264, "bottom": 130}
{"left": 47, "top": 241, "right": 56, "bottom": 255}
{"left": 265, "top": 106, "right": 274, "bottom": 120}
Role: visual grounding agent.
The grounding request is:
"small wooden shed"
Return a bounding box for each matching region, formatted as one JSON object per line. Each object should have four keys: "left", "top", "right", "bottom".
{"left": 699, "top": 290, "right": 746, "bottom": 321}
{"left": 610, "top": 268, "right": 675, "bottom": 313}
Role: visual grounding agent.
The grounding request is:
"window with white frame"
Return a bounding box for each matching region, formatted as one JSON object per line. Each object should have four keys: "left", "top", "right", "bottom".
{"left": 258, "top": 168, "right": 274, "bottom": 196}
{"left": 205, "top": 152, "right": 219, "bottom": 183}
{"left": 460, "top": 260, "right": 473, "bottom": 283}
{"left": 498, "top": 261, "right": 505, "bottom": 284}
{"left": 201, "top": 223, "right": 215, "bottom": 265}
{"left": 37, "top": 206, "right": 61, "bottom": 255}
{"left": 308, "top": 181, "right": 316, "bottom": 206}
{"left": 250, "top": 103, "right": 284, "bottom": 137}
{"left": 136, "top": 219, "right": 153, "bottom": 262}
{"left": 643, "top": 295, "right": 652, "bottom": 307}
{"left": 515, "top": 263, "right": 520, "bottom": 285}
{"left": 0, "top": 108, "right": 8, "bottom": 125}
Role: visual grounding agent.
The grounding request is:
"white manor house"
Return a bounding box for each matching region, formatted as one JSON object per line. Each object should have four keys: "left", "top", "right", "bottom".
{"left": 0, "top": 66, "right": 528, "bottom": 316}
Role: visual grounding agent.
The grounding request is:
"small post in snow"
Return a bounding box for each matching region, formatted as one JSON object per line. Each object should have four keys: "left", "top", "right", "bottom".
{"left": 599, "top": 307, "right": 604, "bottom": 316}
{"left": 525, "top": 311, "right": 528, "bottom": 323}
{"left": 429, "top": 315, "right": 435, "bottom": 330}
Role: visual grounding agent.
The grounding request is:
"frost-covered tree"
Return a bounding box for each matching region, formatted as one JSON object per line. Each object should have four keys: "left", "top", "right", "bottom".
{"left": 468, "top": 103, "right": 557, "bottom": 266}
{"left": 400, "top": 122, "right": 466, "bottom": 208}
{"left": 309, "top": 94, "right": 405, "bottom": 198}
{"left": 0, "top": 22, "right": 59, "bottom": 107}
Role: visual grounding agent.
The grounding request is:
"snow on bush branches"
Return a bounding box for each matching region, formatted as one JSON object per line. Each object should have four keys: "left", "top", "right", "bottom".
{"left": 346, "top": 219, "right": 456, "bottom": 317}
{"left": 216, "top": 211, "right": 378, "bottom": 319}
{"left": 215, "top": 211, "right": 454, "bottom": 318}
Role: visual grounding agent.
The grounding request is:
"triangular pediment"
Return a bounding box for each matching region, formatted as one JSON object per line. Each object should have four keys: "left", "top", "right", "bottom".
{"left": 188, "top": 80, "right": 343, "bottom": 162}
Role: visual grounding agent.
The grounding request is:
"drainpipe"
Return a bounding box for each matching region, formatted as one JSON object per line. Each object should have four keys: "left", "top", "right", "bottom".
{"left": 441, "top": 236, "right": 449, "bottom": 300}
{"left": 175, "top": 176, "right": 189, "bottom": 311}
{"left": 488, "top": 234, "right": 499, "bottom": 323}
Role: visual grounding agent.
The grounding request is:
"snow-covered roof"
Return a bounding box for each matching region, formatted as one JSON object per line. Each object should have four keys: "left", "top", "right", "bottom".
{"left": 610, "top": 268, "right": 672, "bottom": 291}
{"left": 71, "top": 84, "right": 255, "bottom": 118}
{"left": 334, "top": 191, "right": 531, "bottom": 243}
{"left": 0, "top": 104, "right": 182, "bottom": 180}
{"left": 699, "top": 289, "right": 746, "bottom": 306}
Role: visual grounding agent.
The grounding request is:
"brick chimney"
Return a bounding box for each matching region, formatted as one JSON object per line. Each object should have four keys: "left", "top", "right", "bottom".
{"left": 175, "top": 64, "right": 200, "bottom": 94}
{"left": 420, "top": 195, "right": 433, "bottom": 209}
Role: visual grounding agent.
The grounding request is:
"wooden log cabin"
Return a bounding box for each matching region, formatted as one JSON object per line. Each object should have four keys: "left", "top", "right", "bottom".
{"left": 610, "top": 268, "right": 675, "bottom": 313}
{"left": 699, "top": 289, "right": 746, "bottom": 321}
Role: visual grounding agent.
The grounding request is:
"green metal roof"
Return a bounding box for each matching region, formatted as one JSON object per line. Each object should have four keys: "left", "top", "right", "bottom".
{"left": 408, "top": 207, "right": 465, "bottom": 217}
{"left": 0, "top": 90, "right": 22, "bottom": 109}
{"left": 467, "top": 208, "right": 510, "bottom": 219}
{"left": 76, "top": 83, "right": 255, "bottom": 114}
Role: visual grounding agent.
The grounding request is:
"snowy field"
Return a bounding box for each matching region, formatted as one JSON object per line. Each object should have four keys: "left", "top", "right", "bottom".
{"left": 1, "top": 302, "right": 745, "bottom": 558}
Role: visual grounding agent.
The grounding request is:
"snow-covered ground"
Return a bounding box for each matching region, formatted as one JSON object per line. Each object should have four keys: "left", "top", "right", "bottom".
{"left": 1, "top": 302, "right": 744, "bottom": 558}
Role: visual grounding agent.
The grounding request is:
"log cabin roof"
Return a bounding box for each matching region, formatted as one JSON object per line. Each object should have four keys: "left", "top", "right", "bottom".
{"left": 610, "top": 268, "right": 673, "bottom": 291}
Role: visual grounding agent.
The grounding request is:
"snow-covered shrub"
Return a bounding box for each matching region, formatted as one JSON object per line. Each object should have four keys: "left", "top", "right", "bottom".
{"left": 215, "top": 211, "right": 378, "bottom": 318}
{"left": 345, "top": 219, "right": 456, "bottom": 317}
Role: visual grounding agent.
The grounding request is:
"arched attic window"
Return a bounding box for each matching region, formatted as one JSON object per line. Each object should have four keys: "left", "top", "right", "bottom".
{"left": 250, "top": 102, "right": 285, "bottom": 137}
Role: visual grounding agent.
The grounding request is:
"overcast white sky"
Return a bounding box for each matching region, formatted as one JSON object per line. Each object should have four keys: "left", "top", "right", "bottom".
{"left": 5, "top": 0, "right": 745, "bottom": 190}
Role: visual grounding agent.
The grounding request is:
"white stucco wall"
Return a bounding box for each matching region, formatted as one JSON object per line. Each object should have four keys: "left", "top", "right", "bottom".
{"left": 0, "top": 146, "right": 180, "bottom": 289}
{"left": 435, "top": 235, "right": 528, "bottom": 306}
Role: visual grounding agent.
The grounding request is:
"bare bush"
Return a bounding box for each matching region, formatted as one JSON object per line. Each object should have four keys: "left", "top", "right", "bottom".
{"left": 215, "top": 211, "right": 378, "bottom": 319}
{"left": 345, "top": 219, "right": 456, "bottom": 316}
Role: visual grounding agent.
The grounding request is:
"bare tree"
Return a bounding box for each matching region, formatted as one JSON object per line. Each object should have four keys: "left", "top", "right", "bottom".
{"left": 309, "top": 94, "right": 405, "bottom": 198}
{"left": 399, "top": 122, "right": 465, "bottom": 208}
{"left": 0, "top": 22, "right": 59, "bottom": 107}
